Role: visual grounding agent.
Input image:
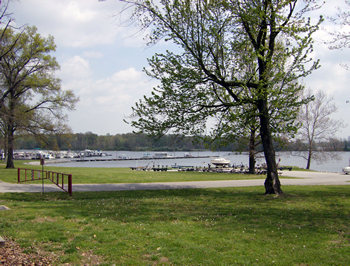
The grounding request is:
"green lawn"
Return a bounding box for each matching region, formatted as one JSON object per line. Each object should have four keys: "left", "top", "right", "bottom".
{"left": 0, "top": 186, "right": 349, "bottom": 264}
{"left": 0, "top": 160, "right": 269, "bottom": 184}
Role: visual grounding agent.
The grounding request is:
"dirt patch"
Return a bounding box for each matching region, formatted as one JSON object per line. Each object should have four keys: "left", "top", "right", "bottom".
{"left": 80, "top": 250, "right": 104, "bottom": 265}
{"left": 0, "top": 237, "right": 57, "bottom": 265}
{"left": 143, "top": 254, "right": 171, "bottom": 265}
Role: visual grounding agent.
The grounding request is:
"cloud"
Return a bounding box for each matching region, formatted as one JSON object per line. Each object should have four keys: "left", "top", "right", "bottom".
{"left": 60, "top": 56, "right": 91, "bottom": 79}
{"left": 10, "top": 0, "right": 126, "bottom": 48}
{"left": 59, "top": 55, "right": 157, "bottom": 134}
{"left": 9, "top": 0, "right": 350, "bottom": 137}
{"left": 9, "top": 0, "right": 158, "bottom": 134}
{"left": 82, "top": 51, "right": 104, "bottom": 59}
{"left": 90, "top": 67, "right": 156, "bottom": 112}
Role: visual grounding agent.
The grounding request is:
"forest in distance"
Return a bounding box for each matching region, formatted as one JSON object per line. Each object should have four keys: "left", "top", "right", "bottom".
{"left": 9, "top": 132, "right": 350, "bottom": 153}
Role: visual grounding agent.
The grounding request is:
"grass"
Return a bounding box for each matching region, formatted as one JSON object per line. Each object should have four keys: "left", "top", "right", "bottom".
{"left": 0, "top": 186, "right": 349, "bottom": 264}
{"left": 281, "top": 165, "right": 313, "bottom": 171}
{"left": 0, "top": 160, "right": 271, "bottom": 184}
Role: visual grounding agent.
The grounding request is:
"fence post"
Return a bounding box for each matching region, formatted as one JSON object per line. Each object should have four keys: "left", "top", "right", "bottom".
{"left": 68, "top": 174, "right": 72, "bottom": 196}
{"left": 17, "top": 168, "right": 21, "bottom": 183}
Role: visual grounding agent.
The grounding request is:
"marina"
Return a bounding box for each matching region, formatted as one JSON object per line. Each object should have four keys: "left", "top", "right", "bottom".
{"left": 49, "top": 151, "right": 350, "bottom": 173}
{"left": 7, "top": 150, "right": 350, "bottom": 173}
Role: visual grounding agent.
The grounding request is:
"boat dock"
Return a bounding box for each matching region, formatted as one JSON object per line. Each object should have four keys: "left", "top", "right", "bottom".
{"left": 73, "top": 155, "right": 215, "bottom": 162}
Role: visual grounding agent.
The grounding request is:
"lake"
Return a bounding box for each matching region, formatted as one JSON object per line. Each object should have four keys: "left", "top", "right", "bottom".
{"left": 47, "top": 151, "right": 350, "bottom": 173}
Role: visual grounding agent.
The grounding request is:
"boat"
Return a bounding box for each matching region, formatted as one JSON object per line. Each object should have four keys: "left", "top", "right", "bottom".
{"left": 79, "top": 149, "right": 108, "bottom": 157}
{"left": 142, "top": 152, "right": 152, "bottom": 158}
{"left": 153, "top": 152, "right": 173, "bottom": 158}
{"left": 343, "top": 166, "right": 350, "bottom": 174}
{"left": 211, "top": 157, "right": 231, "bottom": 167}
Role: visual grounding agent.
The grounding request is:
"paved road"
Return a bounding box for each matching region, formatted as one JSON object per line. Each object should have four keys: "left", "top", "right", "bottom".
{"left": 0, "top": 171, "right": 349, "bottom": 193}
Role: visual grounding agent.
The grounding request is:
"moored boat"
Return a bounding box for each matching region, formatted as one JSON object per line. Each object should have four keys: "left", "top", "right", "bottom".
{"left": 211, "top": 157, "right": 230, "bottom": 167}
{"left": 343, "top": 166, "right": 350, "bottom": 174}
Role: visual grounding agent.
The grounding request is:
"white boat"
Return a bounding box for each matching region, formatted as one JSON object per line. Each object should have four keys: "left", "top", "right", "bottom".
{"left": 142, "top": 152, "right": 152, "bottom": 158}
{"left": 80, "top": 149, "right": 105, "bottom": 157}
{"left": 154, "top": 152, "right": 173, "bottom": 158}
{"left": 211, "top": 157, "right": 230, "bottom": 167}
{"left": 343, "top": 166, "right": 350, "bottom": 175}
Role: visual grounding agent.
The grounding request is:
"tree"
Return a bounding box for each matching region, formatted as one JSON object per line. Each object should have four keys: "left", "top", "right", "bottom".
{"left": 329, "top": 0, "right": 350, "bottom": 50}
{"left": 0, "top": 26, "right": 78, "bottom": 168}
{"left": 0, "top": 0, "right": 15, "bottom": 60}
{"left": 207, "top": 103, "right": 262, "bottom": 174}
{"left": 296, "top": 89, "right": 344, "bottom": 169}
{"left": 328, "top": 0, "right": 350, "bottom": 70}
{"left": 123, "top": 0, "right": 321, "bottom": 195}
{"left": 0, "top": 0, "right": 23, "bottom": 108}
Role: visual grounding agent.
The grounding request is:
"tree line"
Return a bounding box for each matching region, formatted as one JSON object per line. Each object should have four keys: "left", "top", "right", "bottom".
{"left": 10, "top": 132, "right": 350, "bottom": 153}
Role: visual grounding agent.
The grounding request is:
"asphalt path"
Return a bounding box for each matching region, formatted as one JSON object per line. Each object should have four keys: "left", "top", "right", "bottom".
{"left": 0, "top": 171, "right": 349, "bottom": 194}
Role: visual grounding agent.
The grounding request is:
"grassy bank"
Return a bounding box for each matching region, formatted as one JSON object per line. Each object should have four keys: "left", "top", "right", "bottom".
{"left": 0, "top": 186, "right": 349, "bottom": 264}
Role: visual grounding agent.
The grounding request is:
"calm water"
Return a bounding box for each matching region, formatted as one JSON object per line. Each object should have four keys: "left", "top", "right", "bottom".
{"left": 47, "top": 151, "right": 350, "bottom": 173}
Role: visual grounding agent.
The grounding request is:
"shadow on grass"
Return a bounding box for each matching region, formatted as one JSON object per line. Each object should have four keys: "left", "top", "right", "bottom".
{"left": 1, "top": 186, "right": 349, "bottom": 227}
{"left": 1, "top": 186, "right": 349, "bottom": 264}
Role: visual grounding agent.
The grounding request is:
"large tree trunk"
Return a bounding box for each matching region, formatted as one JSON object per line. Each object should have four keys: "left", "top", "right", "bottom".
{"left": 6, "top": 95, "right": 15, "bottom": 169}
{"left": 6, "top": 119, "right": 15, "bottom": 168}
{"left": 258, "top": 100, "right": 283, "bottom": 195}
{"left": 6, "top": 124, "right": 15, "bottom": 169}
{"left": 248, "top": 128, "right": 256, "bottom": 174}
{"left": 306, "top": 147, "right": 312, "bottom": 170}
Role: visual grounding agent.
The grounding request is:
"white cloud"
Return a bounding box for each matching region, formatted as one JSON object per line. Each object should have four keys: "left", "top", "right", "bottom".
{"left": 82, "top": 51, "right": 104, "bottom": 59}
{"left": 91, "top": 67, "right": 155, "bottom": 110}
{"left": 10, "top": 0, "right": 126, "bottom": 48}
{"left": 111, "top": 67, "right": 143, "bottom": 82}
{"left": 60, "top": 56, "right": 91, "bottom": 79}
{"left": 60, "top": 56, "right": 157, "bottom": 134}
{"left": 63, "top": 2, "right": 96, "bottom": 23}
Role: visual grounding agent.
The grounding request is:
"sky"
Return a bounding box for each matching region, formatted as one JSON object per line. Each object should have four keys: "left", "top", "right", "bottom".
{"left": 7, "top": 0, "right": 350, "bottom": 138}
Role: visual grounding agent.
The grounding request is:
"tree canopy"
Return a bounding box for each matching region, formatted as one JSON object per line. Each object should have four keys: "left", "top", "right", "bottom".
{"left": 124, "top": 0, "right": 322, "bottom": 194}
{"left": 0, "top": 26, "right": 78, "bottom": 168}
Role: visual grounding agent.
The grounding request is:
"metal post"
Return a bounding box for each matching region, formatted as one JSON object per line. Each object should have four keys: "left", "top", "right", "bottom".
{"left": 17, "top": 168, "right": 20, "bottom": 183}
{"left": 41, "top": 157, "right": 45, "bottom": 195}
{"left": 68, "top": 174, "right": 72, "bottom": 196}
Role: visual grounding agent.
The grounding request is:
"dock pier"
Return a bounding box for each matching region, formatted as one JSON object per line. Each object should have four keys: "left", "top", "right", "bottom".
{"left": 74, "top": 155, "right": 214, "bottom": 162}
